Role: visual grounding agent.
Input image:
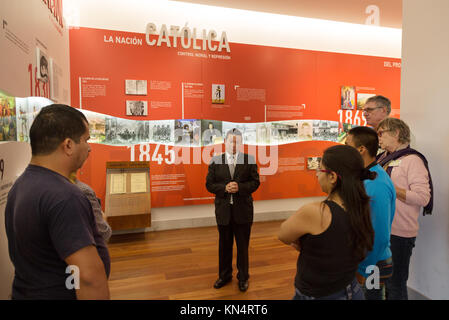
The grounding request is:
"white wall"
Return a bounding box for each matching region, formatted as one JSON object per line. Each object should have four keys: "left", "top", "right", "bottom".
{"left": 0, "top": 0, "right": 70, "bottom": 103}
{"left": 401, "top": 0, "right": 449, "bottom": 299}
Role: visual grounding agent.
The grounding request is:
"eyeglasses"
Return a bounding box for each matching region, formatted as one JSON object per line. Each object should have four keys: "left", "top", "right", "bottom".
{"left": 316, "top": 169, "right": 332, "bottom": 174}
{"left": 362, "top": 106, "right": 382, "bottom": 113}
{"left": 377, "top": 129, "right": 392, "bottom": 137}
{"left": 316, "top": 168, "right": 342, "bottom": 179}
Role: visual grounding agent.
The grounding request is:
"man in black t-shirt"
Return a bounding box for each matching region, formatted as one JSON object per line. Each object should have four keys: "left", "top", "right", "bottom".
{"left": 5, "top": 104, "right": 110, "bottom": 299}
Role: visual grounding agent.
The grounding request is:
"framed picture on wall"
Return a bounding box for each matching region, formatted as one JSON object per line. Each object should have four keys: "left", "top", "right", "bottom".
{"left": 307, "top": 157, "right": 321, "bottom": 170}
{"left": 36, "top": 47, "right": 49, "bottom": 82}
{"left": 357, "top": 93, "right": 376, "bottom": 110}
{"left": 298, "top": 120, "right": 313, "bottom": 141}
{"left": 126, "top": 100, "right": 148, "bottom": 116}
{"left": 212, "top": 84, "right": 225, "bottom": 104}
{"left": 201, "top": 120, "right": 223, "bottom": 146}
{"left": 125, "top": 80, "right": 148, "bottom": 95}
{"left": 150, "top": 120, "right": 174, "bottom": 144}
{"left": 341, "top": 86, "right": 355, "bottom": 110}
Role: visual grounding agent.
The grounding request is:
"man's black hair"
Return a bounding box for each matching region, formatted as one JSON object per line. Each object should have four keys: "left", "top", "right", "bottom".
{"left": 348, "top": 126, "right": 379, "bottom": 158}
{"left": 30, "top": 104, "right": 88, "bottom": 156}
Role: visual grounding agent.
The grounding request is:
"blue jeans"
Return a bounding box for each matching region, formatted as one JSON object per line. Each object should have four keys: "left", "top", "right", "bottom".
{"left": 293, "top": 278, "right": 365, "bottom": 300}
{"left": 386, "top": 235, "right": 416, "bottom": 300}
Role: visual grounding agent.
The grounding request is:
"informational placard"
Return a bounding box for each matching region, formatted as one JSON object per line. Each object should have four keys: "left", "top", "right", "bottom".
{"left": 105, "top": 161, "right": 151, "bottom": 230}
{"left": 110, "top": 173, "right": 126, "bottom": 194}
{"left": 130, "top": 172, "right": 147, "bottom": 193}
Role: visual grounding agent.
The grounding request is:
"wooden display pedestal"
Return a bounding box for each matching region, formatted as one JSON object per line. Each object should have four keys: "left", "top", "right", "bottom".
{"left": 105, "top": 161, "right": 151, "bottom": 230}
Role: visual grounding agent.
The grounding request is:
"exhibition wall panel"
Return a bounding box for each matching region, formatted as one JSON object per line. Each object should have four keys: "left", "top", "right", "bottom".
{"left": 66, "top": 0, "right": 401, "bottom": 209}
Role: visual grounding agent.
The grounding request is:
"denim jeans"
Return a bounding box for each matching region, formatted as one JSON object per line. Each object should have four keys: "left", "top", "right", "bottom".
{"left": 293, "top": 278, "right": 365, "bottom": 300}
{"left": 362, "top": 257, "right": 393, "bottom": 300}
{"left": 386, "top": 235, "right": 416, "bottom": 300}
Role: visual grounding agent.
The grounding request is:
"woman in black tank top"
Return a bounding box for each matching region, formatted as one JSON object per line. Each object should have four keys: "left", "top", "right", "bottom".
{"left": 279, "top": 145, "right": 376, "bottom": 300}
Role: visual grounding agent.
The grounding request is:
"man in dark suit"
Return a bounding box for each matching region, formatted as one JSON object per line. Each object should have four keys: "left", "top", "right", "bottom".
{"left": 206, "top": 128, "right": 260, "bottom": 292}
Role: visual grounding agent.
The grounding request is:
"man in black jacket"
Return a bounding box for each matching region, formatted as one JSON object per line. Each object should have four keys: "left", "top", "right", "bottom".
{"left": 206, "top": 128, "right": 260, "bottom": 292}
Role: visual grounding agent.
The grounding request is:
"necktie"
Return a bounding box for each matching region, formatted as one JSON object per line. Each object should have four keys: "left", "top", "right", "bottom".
{"left": 229, "top": 155, "right": 235, "bottom": 205}
{"left": 229, "top": 155, "right": 235, "bottom": 179}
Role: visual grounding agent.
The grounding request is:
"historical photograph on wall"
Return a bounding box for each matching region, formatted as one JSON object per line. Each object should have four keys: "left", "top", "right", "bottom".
{"left": 105, "top": 117, "right": 141, "bottom": 145}
{"left": 82, "top": 110, "right": 106, "bottom": 144}
{"left": 221, "top": 121, "right": 258, "bottom": 145}
{"left": 27, "top": 96, "right": 51, "bottom": 123}
{"left": 338, "top": 122, "right": 359, "bottom": 144}
{"left": 126, "top": 100, "right": 148, "bottom": 116}
{"left": 313, "top": 120, "right": 339, "bottom": 142}
{"left": 150, "top": 120, "right": 174, "bottom": 144}
{"left": 222, "top": 121, "right": 246, "bottom": 144}
{"left": 105, "top": 116, "right": 118, "bottom": 144}
{"left": 14, "top": 96, "right": 52, "bottom": 143}
{"left": 270, "top": 121, "right": 299, "bottom": 145}
{"left": 256, "top": 122, "right": 271, "bottom": 145}
{"left": 36, "top": 47, "right": 49, "bottom": 82}
{"left": 341, "top": 85, "right": 355, "bottom": 110}
{"left": 242, "top": 123, "right": 257, "bottom": 145}
{"left": 201, "top": 119, "right": 223, "bottom": 146}
{"left": 211, "top": 84, "right": 225, "bottom": 104}
{"left": 135, "top": 121, "right": 150, "bottom": 143}
{"left": 0, "top": 91, "right": 17, "bottom": 141}
{"left": 298, "top": 120, "right": 313, "bottom": 141}
{"left": 174, "top": 119, "right": 201, "bottom": 146}
{"left": 356, "top": 93, "right": 376, "bottom": 110}
{"left": 307, "top": 156, "right": 322, "bottom": 170}
{"left": 125, "top": 79, "right": 148, "bottom": 95}
{"left": 15, "top": 97, "right": 30, "bottom": 143}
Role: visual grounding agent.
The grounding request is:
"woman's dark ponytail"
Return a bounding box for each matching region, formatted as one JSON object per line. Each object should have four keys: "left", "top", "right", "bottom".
{"left": 361, "top": 168, "right": 377, "bottom": 181}
{"left": 322, "top": 145, "right": 375, "bottom": 262}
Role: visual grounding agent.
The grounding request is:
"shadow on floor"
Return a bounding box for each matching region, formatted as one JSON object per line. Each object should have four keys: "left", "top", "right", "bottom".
{"left": 408, "top": 287, "right": 430, "bottom": 300}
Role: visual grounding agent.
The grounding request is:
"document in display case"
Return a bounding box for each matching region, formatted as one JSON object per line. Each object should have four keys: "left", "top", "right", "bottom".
{"left": 105, "top": 161, "right": 151, "bottom": 230}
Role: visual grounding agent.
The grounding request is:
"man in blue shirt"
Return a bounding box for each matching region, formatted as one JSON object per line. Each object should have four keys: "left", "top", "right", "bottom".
{"left": 5, "top": 104, "right": 110, "bottom": 299}
{"left": 346, "top": 126, "right": 396, "bottom": 300}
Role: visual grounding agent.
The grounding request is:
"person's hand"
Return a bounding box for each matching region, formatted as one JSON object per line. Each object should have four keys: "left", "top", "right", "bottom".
{"left": 226, "top": 182, "right": 238, "bottom": 193}
{"left": 225, "top": 182, "right": 238, "bottom": 193}
{"left": 225, "top": 182, "right": 236, "bottom": 193}
{"left": 230, "top": 182, "right": 238, "bottom": 193}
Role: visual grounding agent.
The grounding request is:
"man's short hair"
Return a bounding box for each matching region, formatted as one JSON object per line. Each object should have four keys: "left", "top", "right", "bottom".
{"left": 30, "top": 104, "right": 88, "bottom": 156}
{"left": 365, "top": 95, "right": 391, "bottom": 115}
{"left": 348, "top": 126, "right": 379, "bottom": 158}
{"left": 225, "top": 128, "right": 242, "bottom": 140}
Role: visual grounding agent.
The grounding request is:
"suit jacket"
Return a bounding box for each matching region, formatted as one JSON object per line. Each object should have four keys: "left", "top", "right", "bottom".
{"left": 206, "top": 152, "right": 260, "bottom": 225}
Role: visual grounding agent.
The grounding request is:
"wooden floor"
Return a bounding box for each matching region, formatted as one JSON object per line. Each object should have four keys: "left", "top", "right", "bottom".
{"left": 107, "top": 220, "right": 298, "bottom": 300}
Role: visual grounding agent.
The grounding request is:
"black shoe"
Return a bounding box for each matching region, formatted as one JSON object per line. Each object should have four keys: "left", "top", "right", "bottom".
{"left": 214, "top": 278, "right": 231, "bottom": 289}
{"left": 239, "top": 280, "right": 249, "bottom": 292}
